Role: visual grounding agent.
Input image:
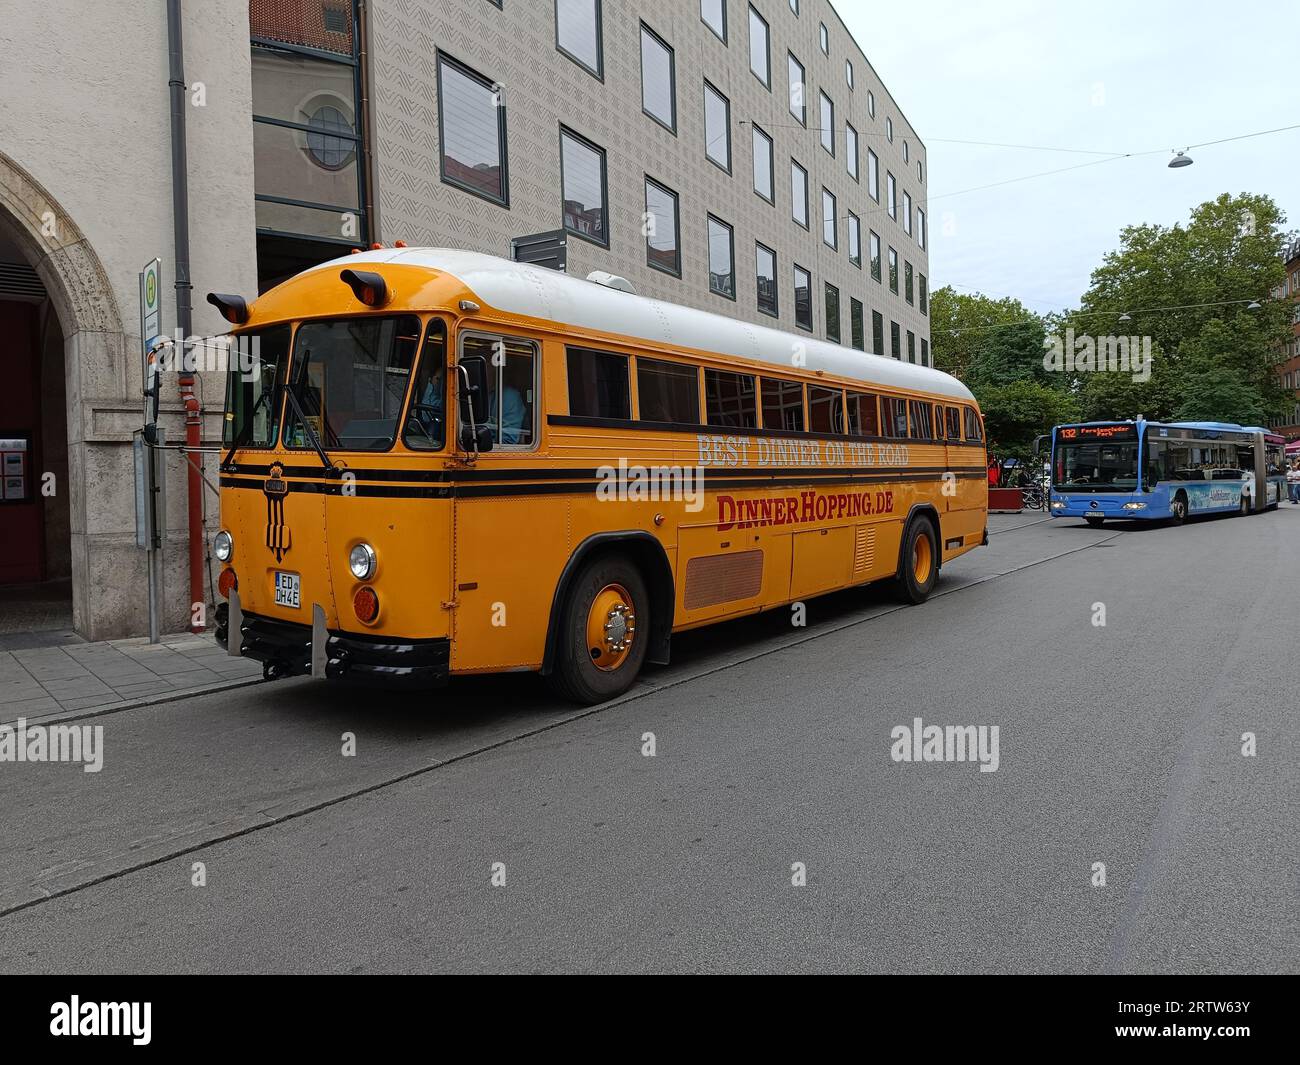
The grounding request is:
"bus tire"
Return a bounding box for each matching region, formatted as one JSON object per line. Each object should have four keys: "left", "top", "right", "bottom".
{"left": 546, "top": 553, "right": 649, "bottom": 705}
{"left": 1084, "top": 515, "right": 1104, "bottom": 528}
{"left": 1169, "top": 491, "right": 1188, "bottom": 525}
{"left": 894, "top": 516, "right": 939, "bottom": 605}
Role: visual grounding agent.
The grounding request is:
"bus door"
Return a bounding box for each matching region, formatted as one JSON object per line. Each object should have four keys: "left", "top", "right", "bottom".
{"left": 448, "top": 327, "right": 554, "bottom": 672}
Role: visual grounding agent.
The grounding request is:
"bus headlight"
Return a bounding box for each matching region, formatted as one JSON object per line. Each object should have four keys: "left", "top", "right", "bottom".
{"left": 1051, "top": 499, "right": 1067, "bottom": 509}
{"left": 349, "top": 542, "right": 377, "bottom": 580}
{"left": 214, "top": 530, "right": 234, "bottom": 562}
{"left": 1122, "top": 501, "right": 1148, "bottom": 510}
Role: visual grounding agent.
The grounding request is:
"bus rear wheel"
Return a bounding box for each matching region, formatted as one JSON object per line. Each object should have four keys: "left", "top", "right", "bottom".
{"left": 547, "top": 554, "right": 649, "bottom": 705}
{"left": 895, "top": 517, "right": 939, "bottom": 605}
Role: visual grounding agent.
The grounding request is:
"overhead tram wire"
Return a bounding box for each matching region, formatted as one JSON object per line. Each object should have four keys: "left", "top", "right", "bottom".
{"left": 928, "top": 298, "right": 1270, "bottom": 340}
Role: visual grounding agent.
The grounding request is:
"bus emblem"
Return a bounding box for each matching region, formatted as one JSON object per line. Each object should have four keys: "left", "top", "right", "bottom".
{"left": 264, "top": 464, "right": 291, "bottom": 561}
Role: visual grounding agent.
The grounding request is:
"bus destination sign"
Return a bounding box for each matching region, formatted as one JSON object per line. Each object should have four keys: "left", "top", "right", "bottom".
{"left": 1059, "top": 425, "right": 1138, "bottom": 442}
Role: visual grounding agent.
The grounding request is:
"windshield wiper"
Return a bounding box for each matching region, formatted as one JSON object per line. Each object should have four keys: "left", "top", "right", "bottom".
{"left": 221, "top": 388, "right": 274, "bottom": 470}
{"left": 283, "top": 384, "right": 338, "bottom": 475}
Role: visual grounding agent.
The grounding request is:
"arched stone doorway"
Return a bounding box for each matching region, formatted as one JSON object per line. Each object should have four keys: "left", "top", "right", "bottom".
{"left": 0, "top": 149, "right": 129, "bottom": 642}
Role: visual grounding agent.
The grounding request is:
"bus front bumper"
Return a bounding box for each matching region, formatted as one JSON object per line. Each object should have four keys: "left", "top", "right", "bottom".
{"left": 1049, "top": 493, "right": 1151, "bottom": 519}
{"left": 216, "top": 604, "right": 449, "bottom": 687}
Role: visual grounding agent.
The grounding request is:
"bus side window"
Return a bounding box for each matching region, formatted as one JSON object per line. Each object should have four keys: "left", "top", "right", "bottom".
{"left": 963, "top": 406, "right": 983, "bottom": 442}
{"left": 567, "top": 347, "right": 629, "bottom": 420}
{"left": 881, "top": 397, "right": 908, "bottom": 438}
{"left": 908, "top": 399, "right": 933, "bottom": 440}
{"left": 846, "top": 391, "right": 879, "bottom": 437}
{"left": 761, "top": 378, "right": 804, "bottom": 432}
{"left": 705, "top": 369, "right": 758, "bottom": 429}
{"left": 462, "top": 333, "right": 537, "bottom": 448}
{"left": 808, "top": 386, "right": 844, "bottom": 434}
{"left": 403, "top": 319, "right": 447, "bottom": 451}
{"left": 944, "top": 405, "right": 961, "bottom": 441}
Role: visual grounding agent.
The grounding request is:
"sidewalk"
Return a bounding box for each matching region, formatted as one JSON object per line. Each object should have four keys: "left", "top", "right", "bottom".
{"left": 0, "top": 632, "right": 262, "bottom": 725}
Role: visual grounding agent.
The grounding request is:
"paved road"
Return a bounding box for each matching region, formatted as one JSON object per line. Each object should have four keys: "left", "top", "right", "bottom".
{"left": 1, "top": 507, "right": 1296, "bottom": 973}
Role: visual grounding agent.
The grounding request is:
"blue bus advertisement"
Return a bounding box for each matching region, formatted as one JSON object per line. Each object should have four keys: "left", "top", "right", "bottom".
{"left": 1047, "top": 419, "right": 1286, "bottom": 525}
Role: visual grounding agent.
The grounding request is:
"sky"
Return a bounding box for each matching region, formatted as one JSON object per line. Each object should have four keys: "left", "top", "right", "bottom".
{"left": 840, "top": 0, "right": 1300, "bottom": 315}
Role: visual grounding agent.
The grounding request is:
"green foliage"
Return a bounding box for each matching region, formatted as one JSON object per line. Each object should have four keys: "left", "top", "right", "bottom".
{"left": 932, "top": 193, "right": 1293, "bottom": 438}
{"left": 978, "top": 380, "right": 1079, "bottom": 459}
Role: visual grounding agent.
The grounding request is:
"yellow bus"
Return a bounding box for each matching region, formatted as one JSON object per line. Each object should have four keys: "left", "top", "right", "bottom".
{"left": 210, "top": 248, "right": 987, "bottom": 703}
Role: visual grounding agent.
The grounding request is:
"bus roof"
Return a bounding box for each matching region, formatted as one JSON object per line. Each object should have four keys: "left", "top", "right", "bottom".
{"left": 301, "top": 247, "right": 976, "bottom": 403}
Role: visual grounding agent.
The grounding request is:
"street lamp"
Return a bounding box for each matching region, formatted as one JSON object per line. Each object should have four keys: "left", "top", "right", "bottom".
{"left": 1168, "top": 150, "right": 1193, "bottom": 169}
{"left": 1118, "top": 313, "right": 1132, "bottom": 323}
{"left": 1246, "top": 300, "right": 1262, "bottom": 311}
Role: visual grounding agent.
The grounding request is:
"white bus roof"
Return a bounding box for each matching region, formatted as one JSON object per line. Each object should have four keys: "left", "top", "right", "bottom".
{"left": 305, "top": 247, "right": 975, "bottom": 403}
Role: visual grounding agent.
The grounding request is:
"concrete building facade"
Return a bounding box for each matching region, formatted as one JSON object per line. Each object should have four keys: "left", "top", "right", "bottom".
{"left": 0, "top": 0, "right": 929, "bottom": 640}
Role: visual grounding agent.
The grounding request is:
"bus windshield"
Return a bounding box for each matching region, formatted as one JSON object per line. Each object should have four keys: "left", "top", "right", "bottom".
{"left": 1054, "top": 441, "right": 1139, "bottom": 491}
{"left": 282, "top": 315, "right": 420, "bottom": 451}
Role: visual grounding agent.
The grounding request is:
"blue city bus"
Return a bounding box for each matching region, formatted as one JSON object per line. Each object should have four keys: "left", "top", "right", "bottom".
{"left": 1046, "top": 419, "right": 1286, "bottom": 526}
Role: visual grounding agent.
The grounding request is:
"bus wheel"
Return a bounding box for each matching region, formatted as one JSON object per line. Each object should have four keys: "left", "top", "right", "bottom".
{"left": 895, "top": 517, "right": 938, "bottom": 605}
{"left": 1169, "top": 492, "right": 1188, "bottom": 525}
{"left": 1084, "top": 515, "right": 1104, "bottom": 528}
{"left": 548, "top": 555, "right": 649, "bottom": 704}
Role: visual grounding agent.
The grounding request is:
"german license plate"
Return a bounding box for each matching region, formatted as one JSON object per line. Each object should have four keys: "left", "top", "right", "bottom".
{"left": 274, "top": 571, "right": 301, "bottom": 609}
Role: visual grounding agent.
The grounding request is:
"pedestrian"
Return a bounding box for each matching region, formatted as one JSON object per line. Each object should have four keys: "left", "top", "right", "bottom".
{"left": 1288, "top": 459, "right": 1300, "bottom": 504}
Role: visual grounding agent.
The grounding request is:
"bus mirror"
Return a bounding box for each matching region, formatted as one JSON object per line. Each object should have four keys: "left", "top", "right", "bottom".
{"left": 1031, "top": 434, "right": 1046, "bottom": 457}
{"left": 457, "top": 422, "right": 494, "bottom": 453}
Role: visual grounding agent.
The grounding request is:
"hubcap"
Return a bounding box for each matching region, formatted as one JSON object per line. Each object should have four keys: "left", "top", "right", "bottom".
{"left": 586, "top": 583, "right": 636, "bottom": 672}
{"left": 913, "top": 535, "right": 933, "bottom": 585}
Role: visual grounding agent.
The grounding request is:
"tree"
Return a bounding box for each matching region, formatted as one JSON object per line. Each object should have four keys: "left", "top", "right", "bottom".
{"left": 979, "top": 379, "right": 1080, "bottom": 460}
{"left": 929, "top": 287, "right": 1045, "bottom": 385}
{"left": 1073, "top": 192, "right": 1291, "bottom": 422}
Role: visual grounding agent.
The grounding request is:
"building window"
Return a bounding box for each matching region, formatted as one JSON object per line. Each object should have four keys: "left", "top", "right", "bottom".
{"left": 567, "top": 347, "right": 629, "bottom": 419}
{"left": 907, "top": 331, "right": 916, "bottom": 364}
{"left": 919, "top": 274, "right": 928, "bottom": 315}
{"left": 869, "top": 230, "right": 882, "bottom": 282}
{"left": 847, "top": 212, "right": 861, "bottom": 268}
{"left": 867, "top": 148, "right": 879, "bottom": 201}
{"left": 890, "top": 320, "right": 901, "bottom": 360}
{"left": 887, "top": 171, "right": 897, "bottom": 218}
{"left": 918, "top": 159, "right": 924, "bottom": 183}
{"left": 905, "top": 261, "right": 914, "bottom": 304}
{"left": 789, "top": 0, "right": 799, "bottom": 13}
{"left": 917, "top": 208, "right": 926, "bottom": 250}
{"left": 822, "top": 188, "right": 837, "bottom": 249}
{"left": 639, "top": 357, "right": 699, "bottom": 423}
{"left": 868, "top": 90, "right": 875, "bottom": 118}
{"left": 705, "top": 368, "right": 757, "bottom": 428}
{"left": 748, "top": 5, "right": 770, "bottom": 87}
{"left": 703, "top": 80, "right": 730, "bottom": 171}
{"left": 560, "top": 126, "right": 608, "bottom": 246}
{"left": 752, "top": 123, "right": 774, "bottom": 202}
{"left": 787, "top": 52, "right": 805, "bottom": 125}
{"left": 903, "top": 190, "right": 913, "bottom": 235}
{"left": 707, "top": 215, "right": 735, "bottom": 299}
{"left": 756, "top": 242, "right": 778, "bottom": 317}
{"left": 845, "top": 123, "right": 859, "bottom": 181}
{"left": 845, "top": 60, "right": 854, "bottom": 89}
{"left": 555, "top": 0, "right": 603, "bottom": 78}
{"left": 921, "top": 338, "right": 930, "bottom": 367}
{"left": 791, "top": 158, "right": 808, "bottom": 228}
{"left": 819, "top": 91, "right": 834, "bottom": 155}
{"left": 640, "top": 23, "right": 676, "bottom": 133}
{"left": 644, "top": 177, "right": 680, "bottom": 276}
{"left": 824, "top": 283, "right": 841, "bottom": 344}
{"left": 700, "top": 0, "right": 726, "bottom": 41}
{"left": 819, "top": 21, "right": 828, "bottom": 54}
{"left": 306, "top": 105, "right": 353, "bottom": 169}
{"left": 850, "top": 297, "right": 864, "bottom": 350}
{"left": 888, "top": 246, "right": 898, "bottom": 293}
{"left": 793, "top": 264, "right": 812, "bottom": 330}
{"left": 872, "top": 310, "right": 884, "bottom": 355}
{"left": 886, "top": 116, "right": 893, "bottom": 141}
{"left": 762, "top": 378, "right": 804, "bottom": 431}
{"left": 437, "top": 53, "right": 509, "bottom": 206}
{"left": 903, "top": 140, "right": 910, "bottom": 163}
